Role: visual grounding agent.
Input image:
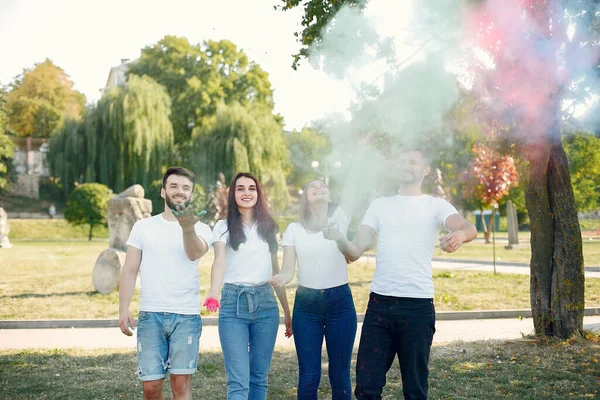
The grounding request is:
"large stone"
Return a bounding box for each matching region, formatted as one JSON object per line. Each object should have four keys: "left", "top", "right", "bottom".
{"left": 107, "top": 187, "right": 152, "bottom": 252}
{"left": 117, "top": 184, "right": 145, "bottom": 199}
{"left": 0, "top": 207, "right": 12, "bottom": 248}
{"left": 92, "top": 248, "right": 126, "bottom": 294}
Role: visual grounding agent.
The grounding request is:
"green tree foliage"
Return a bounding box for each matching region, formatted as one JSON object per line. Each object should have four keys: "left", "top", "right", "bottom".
{"left": 190, "top": 102, "right": 290, "bottom": 210}
{"left": 563, "top": 132, "right": 600, "bottom": 213}
{"left": 286, "top": 127, "right": 331, "bottom": 189}
{"left": 49, "top": 74, "right": 174, "bottom": 194}
{"left": 5, "top": 59, "right": 85, "bottom": 137}
{"left": 0, "top": 88, "right": 15, "bottom": 191}
{"left": 64, "top": 183, "right": 111, "bottom": 241}
{"left": 128, "top": 36, "right": 275, "bottom": 144}
{"left": 276, "top": 0, "right": 367, "bottom": 69}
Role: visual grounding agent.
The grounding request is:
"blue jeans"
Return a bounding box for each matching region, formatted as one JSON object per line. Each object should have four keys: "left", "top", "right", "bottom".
{"left": 292, "top": 284, "right": 357, "bottom": 400}
{"left": 355, "top": 293, "right": 436, "bottom": 400}
{"left": 218, "top": 283, "right": 280, "bottom": 400}
{"left": 136, "top": 311, "right": 202, "bottom": 381}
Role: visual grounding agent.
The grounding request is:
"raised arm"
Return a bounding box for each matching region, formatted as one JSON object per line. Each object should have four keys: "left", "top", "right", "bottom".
{"left": 119, "top": 246, "right": 142, "bottom": 336}
{"left": 440, "top": 214, "right": 477, "bottom": 253}
{"left": 173, "top": 205, "right": 209, "bottom": 261}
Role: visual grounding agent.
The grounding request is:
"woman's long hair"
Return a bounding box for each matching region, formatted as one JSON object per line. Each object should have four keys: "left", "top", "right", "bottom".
{"left": 298, "top": 180, "right": 338, "bottom": 230}
{"left": 225, "top": 172, "right": 279, "bottom": 254}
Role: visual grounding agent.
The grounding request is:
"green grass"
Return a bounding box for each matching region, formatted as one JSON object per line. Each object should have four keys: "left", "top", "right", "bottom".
{"left": 0, "top": 336, "right": 598, "bottom": 399}
{"left": 1, "top": 241, "right": 599, "bottom": 320}
{"left": 8, "top": 220, "right": 108, "bottom": 241}
{"left": 432, "top": 234, "right": 600, "bottom": 266}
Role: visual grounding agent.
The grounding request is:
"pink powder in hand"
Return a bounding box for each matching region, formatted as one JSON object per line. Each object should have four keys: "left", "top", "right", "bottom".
{"left": 203, "top": 297, "right": 220, "bottom": 311}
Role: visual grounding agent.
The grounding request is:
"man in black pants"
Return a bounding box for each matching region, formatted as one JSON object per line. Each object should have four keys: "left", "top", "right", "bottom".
{"left": 326, "top": 149, "right": 477, "bottom": 399}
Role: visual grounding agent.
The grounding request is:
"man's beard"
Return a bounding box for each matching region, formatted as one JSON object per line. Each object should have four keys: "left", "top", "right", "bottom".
{"left": 165, "top": 195, "right": 190, "bottom": 210}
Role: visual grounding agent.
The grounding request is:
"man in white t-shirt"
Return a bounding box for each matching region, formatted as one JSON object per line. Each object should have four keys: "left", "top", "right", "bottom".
{"left": 119, "top": 167, "right": 213, "bottom": 400}
{"left": 326, "top": 149, "right": 477, "bottom": 400}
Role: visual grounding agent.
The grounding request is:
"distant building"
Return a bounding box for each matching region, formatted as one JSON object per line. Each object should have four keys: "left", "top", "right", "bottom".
{"left": 100, "top": 58, "right": 137, "bottom": 96}
{"left": 11, "top": 137, "right": 50, "bottom": 199}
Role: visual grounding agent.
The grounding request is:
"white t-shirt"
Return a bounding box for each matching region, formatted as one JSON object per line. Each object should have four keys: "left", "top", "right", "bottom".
{"left": 126, "top": 214, "right": 213, "bottom": 314}
{"left": 361, "top": 194, "right": 458, "bottom": 298}
{"left": 213, "top": 219, "right": 273, "bottom": 286}
{"left": 282, "top": 207, "right": 350, "bottom": 289}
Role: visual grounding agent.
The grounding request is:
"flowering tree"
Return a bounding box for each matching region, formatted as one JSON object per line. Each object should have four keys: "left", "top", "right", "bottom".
{"left": 464, "top": 142, "right": 519, "bottom": 243}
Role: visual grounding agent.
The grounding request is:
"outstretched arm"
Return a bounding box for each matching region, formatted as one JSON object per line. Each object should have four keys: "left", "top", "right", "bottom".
{"left": 173, "top": 205, "right": 209, "bottom": 261}
{"left": 325, "top": 224, "right": 377, "bottom": 262}
{"left": 440, "top": 214, "right": 477, "bottom": 253}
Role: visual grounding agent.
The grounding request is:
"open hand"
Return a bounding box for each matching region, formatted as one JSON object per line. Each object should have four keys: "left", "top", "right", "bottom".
{"left": 440, "top": 231, "right": 467, "bottom": 253}
{"left": 172, "top": 206, "right": 207, "bottom": 230}
{"left": 119, "top": 310, "right": 136, "bottom": 336}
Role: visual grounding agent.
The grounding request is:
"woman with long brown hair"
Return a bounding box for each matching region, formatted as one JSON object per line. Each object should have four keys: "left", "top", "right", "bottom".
{"left": 205, "top": 172, "right": 291, "bottom": 400}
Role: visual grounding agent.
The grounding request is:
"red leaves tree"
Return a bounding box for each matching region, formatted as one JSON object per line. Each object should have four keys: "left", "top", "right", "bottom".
{"left": 464, "top": 143, "right": 519, "bottom": 243}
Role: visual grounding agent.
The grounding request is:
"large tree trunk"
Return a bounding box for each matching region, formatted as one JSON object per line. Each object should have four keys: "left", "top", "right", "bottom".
{"left": 526, "top": 139, "right": 585, "bottom": 338}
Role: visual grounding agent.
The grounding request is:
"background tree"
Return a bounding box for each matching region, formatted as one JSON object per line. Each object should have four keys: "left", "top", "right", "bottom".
{"left": 64, "top": 183, "right": 111, "bottom": 241}
{"left": 463, "top": 142, "right": 519, "bottom": 243}
{"left": 128, "top": 36, "right": 275, "bottom": 144}
{"left": 286, "top": 127, "right": 331, "bottom": 190}
{"left": 563, "top": 132, "right": 600, "bottom": 213}
{"left": 191, "top": 102, "right": 290, "bottom": 210}
{"left": 0, "top": 87, "right": 15, "bottom": 191}
{"left": 5, "top": 59, "right": 85, "bottom": 137}
{"left": 49, "top": 74, "right": 174, "bottom": 195}
{"left": 276, "top": 0, "right": 367, "bottom": 69}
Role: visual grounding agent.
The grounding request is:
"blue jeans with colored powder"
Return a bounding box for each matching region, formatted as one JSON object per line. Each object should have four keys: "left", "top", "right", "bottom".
{"left": 218, "top": 283, "right": 280, "bottom": 400}
{"left": 292, "top": 283, "right": 357, "bottom": 399}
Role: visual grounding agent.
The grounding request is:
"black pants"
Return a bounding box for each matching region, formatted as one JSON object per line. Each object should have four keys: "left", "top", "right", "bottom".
{"left": 354, "top": 293, "right": 435, "bottom": 400}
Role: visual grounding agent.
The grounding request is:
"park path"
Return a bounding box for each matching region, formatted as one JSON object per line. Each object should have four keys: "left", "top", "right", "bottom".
{"left": 1, "top": 316, "right": 599, "bottom": 351}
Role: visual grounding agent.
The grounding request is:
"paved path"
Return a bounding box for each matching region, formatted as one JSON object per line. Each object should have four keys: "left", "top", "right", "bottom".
{"left": 1, "top": 316, "right": 599, "bottom": 351}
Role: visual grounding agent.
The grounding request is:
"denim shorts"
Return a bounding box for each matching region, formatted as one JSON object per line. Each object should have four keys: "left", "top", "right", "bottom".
{"left": 136, "top": 311, "right": 202, "bottom": 381}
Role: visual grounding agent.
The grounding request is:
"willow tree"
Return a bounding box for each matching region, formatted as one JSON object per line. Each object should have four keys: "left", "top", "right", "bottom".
{"left": 49, "top": 74, "right": 174, "bottom": 194}
{"left": 191, "top": 102, "right": 290, "bottom": 210}
{"left": 129, "top": 36, "right": 275, "bottom": 144}
{"left": 48, "top": 119, "right": 87, "bottom": 196}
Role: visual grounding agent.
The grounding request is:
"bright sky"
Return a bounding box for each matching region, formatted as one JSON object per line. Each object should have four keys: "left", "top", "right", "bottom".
{"left": 0, "top": 0, "right": 359, "bottom": 131}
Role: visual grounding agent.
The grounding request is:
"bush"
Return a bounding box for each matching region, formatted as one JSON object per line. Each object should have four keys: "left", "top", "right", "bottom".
{"left": 64, "top": 183, "right": 111, "bottom": 240}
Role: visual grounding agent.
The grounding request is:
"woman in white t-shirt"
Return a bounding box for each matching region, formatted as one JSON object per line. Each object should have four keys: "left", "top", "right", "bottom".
{"left": 270, "top": 179, "right": 357, "bottom": 400}
{"left": 205, "top": 172, "right": 292, "bottom": 400}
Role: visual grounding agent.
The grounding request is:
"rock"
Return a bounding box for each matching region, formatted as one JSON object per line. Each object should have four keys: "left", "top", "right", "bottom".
{"left": 0, "top": 207, "right": 12, "bottom": 248}
{"left": 92, "top": 248, "right": 126, "bottom": 294}
{"left": 107, "top": 196, "right": 152, "bottom": 251}
{"left": 116, "top": 184, "right": 145, "bottom": 199}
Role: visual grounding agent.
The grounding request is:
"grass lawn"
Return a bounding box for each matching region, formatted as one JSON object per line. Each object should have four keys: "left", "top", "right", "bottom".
{"left": 7, "top": 220, "right": 109, "bottom": 241}
{"left": 432, "top": 234, "right": 600, "bottom": 266}
{"left": 1, "top": 241, "right": 599, "bottom": 320}
{"left": 0, "top": 336, "right": 598, "bottom": 399}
